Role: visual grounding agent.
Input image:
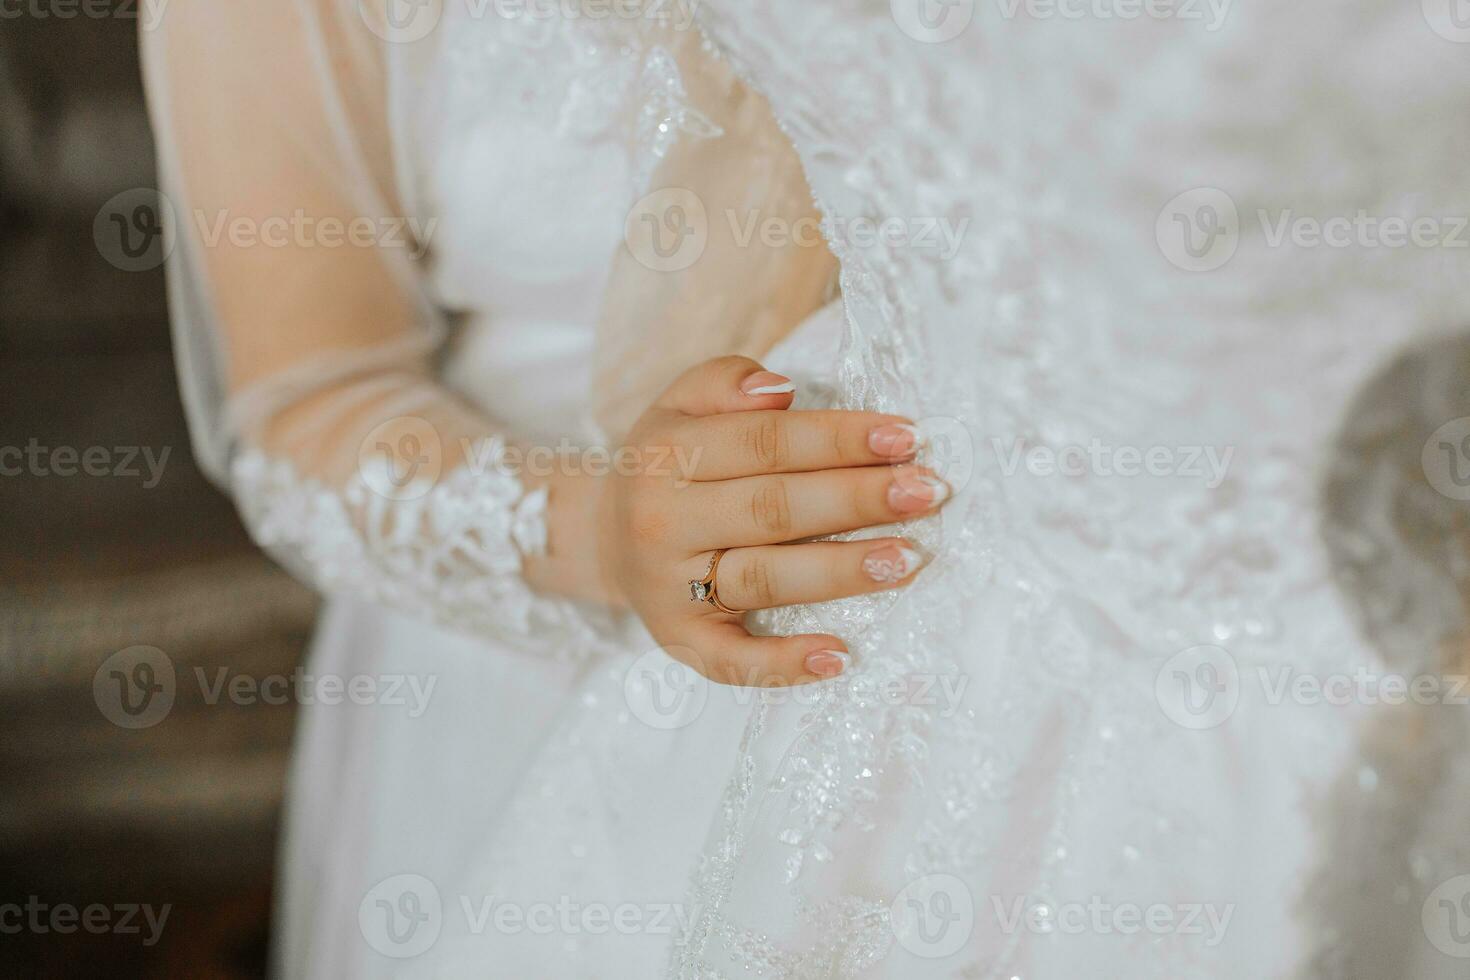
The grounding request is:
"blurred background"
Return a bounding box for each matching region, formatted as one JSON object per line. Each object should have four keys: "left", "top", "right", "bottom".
{"left": 1, "top": 9, "right": 317, "bottom": 977}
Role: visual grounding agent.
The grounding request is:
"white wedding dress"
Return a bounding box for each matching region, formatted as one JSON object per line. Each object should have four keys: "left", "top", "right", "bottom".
{"left": 143, "top": 2, "right": 1470, "bottom": 977}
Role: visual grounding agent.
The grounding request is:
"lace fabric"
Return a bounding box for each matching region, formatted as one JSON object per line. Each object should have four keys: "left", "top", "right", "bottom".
{"left": 231, "top": 436, "right": 622, "bottom": 660}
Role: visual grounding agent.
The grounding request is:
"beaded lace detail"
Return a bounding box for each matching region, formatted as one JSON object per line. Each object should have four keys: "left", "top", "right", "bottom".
{"left": 437, "top": 1, "right": 722, "bottom": 198}
{"left": 232, "top": 440, "right": 621, "bottom": 658}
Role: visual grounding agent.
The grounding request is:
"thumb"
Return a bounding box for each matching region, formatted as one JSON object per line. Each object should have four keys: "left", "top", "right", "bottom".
{"left": 656, "top": 355, "right": 796, "bottom": 417}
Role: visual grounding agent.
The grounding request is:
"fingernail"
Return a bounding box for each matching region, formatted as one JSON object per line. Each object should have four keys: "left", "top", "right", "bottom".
{"left": 741, "top": 371, "right": 796, "bottom": 396}
{"left": 804, "top": 650, "right": 850, "bottom": 678}
{"left": 805, "top": 652, "right": 852, "bottom": 681}
{"left": 888, "top": 473, "right": 950, "bottom": 513}
{"left": 868, "top": 423, "right": 919, "bottom": 458}
{"left": 863, "top": 543, "right": 924, "bottom": 584}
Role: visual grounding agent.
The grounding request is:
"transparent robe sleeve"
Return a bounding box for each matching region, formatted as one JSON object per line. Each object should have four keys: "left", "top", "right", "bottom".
{"left": 140, "top": 0, "right": 615, "bottom": 658}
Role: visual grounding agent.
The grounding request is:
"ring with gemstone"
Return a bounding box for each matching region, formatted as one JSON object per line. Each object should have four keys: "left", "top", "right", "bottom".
{"left": 689, "top": 549, "right": 740, "bottom": 615}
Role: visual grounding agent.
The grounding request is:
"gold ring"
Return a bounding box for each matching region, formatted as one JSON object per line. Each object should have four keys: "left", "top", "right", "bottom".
{"left": 688, "top": 549, "right": 740, "bottom": 615}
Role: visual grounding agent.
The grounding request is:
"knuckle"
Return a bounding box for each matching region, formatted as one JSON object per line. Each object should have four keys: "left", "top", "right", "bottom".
{"left": 662, "top": 422, "right": 701, "bottom": 477}
{"left": 832, "top": 422, "right": 856, "bottom": 466}
{"left": 855, "top": 472, "right": 883, "bottom": 521}
{"left": 746, "top": 415, "right": 789, "bottom": 471}
{"left": 750, "top": 480, "right": 793, "bottom": 536}
{"left": 709, "top": 354, "right": 759, "bottom": 379}
{"left": 625, "top": 493, "right": 671, "bottom": 546}
{"left": 739, "top": 556, "right": 778, "bottom": 608}
{"left": 629, "top": 513, "right": 671, "bottom": 547}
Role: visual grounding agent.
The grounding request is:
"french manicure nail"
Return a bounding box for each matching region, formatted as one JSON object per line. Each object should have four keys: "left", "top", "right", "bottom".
{"left": 741, "top": 371, "right": 796, "bottom": 396}
{"left": 804, "top": 650, "right": 850, "bottom": 678}
{"left": 888, "top": 473, "right": 950, "bottom": 513}
{"left": 869, "top": 423, "right": 919, "bottom": 458}
{"left": 863, "top": 544, "right": 924, "bottom": 584}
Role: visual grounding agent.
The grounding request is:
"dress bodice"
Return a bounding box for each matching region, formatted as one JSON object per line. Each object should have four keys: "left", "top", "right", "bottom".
{"left": 411, "top": 7, "right": 727, "bottom": 438}
{"left": 420, "top": 11, "right": 626, "bottom": 437}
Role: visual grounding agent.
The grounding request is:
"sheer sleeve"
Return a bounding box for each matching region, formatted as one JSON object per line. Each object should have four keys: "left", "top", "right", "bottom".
{"left": 140, "top": 0, "right": 617, "bottom": 657}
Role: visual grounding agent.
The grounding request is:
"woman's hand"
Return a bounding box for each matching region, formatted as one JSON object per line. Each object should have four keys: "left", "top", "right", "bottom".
{"left": 596, "top": 355, "right": 950, "bottom": 687}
